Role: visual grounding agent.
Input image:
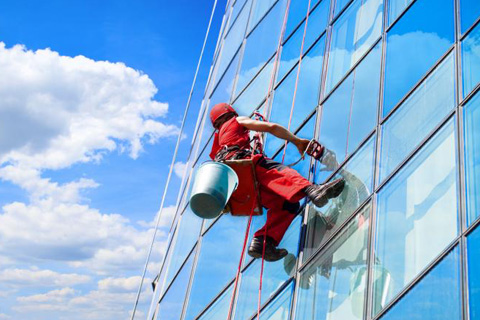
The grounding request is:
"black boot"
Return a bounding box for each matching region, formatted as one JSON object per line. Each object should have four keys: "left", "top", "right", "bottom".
{"left": 304, "top": 178, "right": 345, "bottom": 208}
{"left": 248, "top": 236, "right": 288, "bottom": 262}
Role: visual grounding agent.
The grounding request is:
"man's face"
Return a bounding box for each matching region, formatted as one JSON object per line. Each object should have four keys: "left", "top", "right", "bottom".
{"left": 213, "top": 112, "right": 235, "bottom": 130}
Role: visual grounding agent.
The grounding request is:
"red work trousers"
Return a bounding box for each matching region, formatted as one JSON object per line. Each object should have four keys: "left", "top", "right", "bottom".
{"left": 252, "top": 155, "right": 311, "bottom": 245}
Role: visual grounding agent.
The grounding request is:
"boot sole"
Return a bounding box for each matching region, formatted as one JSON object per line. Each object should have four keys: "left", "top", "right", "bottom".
{"left": 247, "top": 249, "right": 288, "bottom": 262}
{"left": 311, "top": 178, "right": 345, "bottom": 208}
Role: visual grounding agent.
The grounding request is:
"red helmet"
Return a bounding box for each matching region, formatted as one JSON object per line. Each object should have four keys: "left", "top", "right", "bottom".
{"left": 210, "top": 103, "right": 237, "bottom": 126}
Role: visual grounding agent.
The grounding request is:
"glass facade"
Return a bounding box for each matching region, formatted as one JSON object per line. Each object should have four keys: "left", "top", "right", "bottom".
{"left": 146, "top": 0, "right": 480, "bottom": 319}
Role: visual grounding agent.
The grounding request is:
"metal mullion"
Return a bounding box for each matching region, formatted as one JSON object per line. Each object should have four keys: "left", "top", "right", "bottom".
{"left": 459, "top": 14, "right": 480, "bottom": 41}
{"left": 375, "top": 110, "right": 456, "bottom": 194}
{"left": 330, "top": 0, "right": 355, "bottom": 26}
{"left": 298, "top": 197, "right": 373, "bottom": 272}
{"left": 371, "top": 238, "right": 461, "bottom": 320}
{"left": 461, "top": 233, "right": 471, "bottom": 320}
{"left": 319, "top": 36, "right": 382, "bottom": 107}
{"left": 365, "top": 193, "right": 378, "bottom": 320}
{"left": 460, "top": 82, "right": 480, "bottom": 107}
{"left": 245, "top": 277, "right": 295, "bottom": 320}
{"left": 384, "top": 0, "right": 419, "bottom": 33}
{"left": 380, "top": 45, "right": 456, "bottom": 124}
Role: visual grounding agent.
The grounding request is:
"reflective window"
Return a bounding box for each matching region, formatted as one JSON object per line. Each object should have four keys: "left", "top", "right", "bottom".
{"left": 260, "top": 282, "right": 294, "bottom": 320}
{"left": 304, "top": 0, "right": 330, "bottom": 50}
{"left": 218, "top": 0, "right": 250, "bottom": 81}
{"left": 237, "top": 1, "right": 287, "bottom": 93}
{"left": 156, "top": 250, "right": 195, "bottom": 320}
{"left": 229, "top": 0, "right": 249, "bottom": 32}
{"left": 234, "top": 217, "right": 302, "bottom": 320}
{"left": 461, "top": 0, "right": 480, "bottom": 34}
{"left": 462, "top": 22, "right": 480, "bottom": 98}
{"left": 184, "top": 215, "right": 248, "bottom": 319}
{"left": 278, "top": 23, "right": 304, "bottom": 83}
{"left": 285, "top": 0, "right": 319, "bottom": 38}
{"left": 383, "top": 0, "right": 454, "bottom": 116}
{"left": 379, "top": 247, "right": 461, "bottom": 320}
{"left": 373, "top": 120, "right": 458, "bottom": 316}
{"left": 325, "top": 0, "right": 383, "bottom": 94}
{"left": 333, "top": 0, "right": 353, "bottom": 17}
{"left": 198, "top": 285, "right": 234, "bottom": 320}
{"left": 305, "top": 136, "right": 375, "bottom": 261}
{"left": 295, "top": 206, "right": 370, "bottom": 320}
{"left": 380, "top": 52, "right": 455, "bottom": 181}
{"left": 320, "top": 43, "right": 381, "bottom": 163}
{"left": 468, "top": 225, "right": 480, "bottom": 319}
{"left": 249, "top": 0, "right": 278, "bottom": 32}
{"left": 388, "top": 0, "right": 413, "bottom": 25}
{"left": 163, "top": 207, "right": 203, "bottom": 290}
{"left": 464, "top": 91, "right": 480, "bottom": 226}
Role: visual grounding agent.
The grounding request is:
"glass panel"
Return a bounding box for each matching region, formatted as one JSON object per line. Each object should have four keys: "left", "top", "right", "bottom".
{"left": 373, "top": 120, "right": 458, "bottom": 315}
{"left": 333, "top": 0, "right": 353, "bottom": 17}
{"left": 231, "top": 0, "right": 249, "bottom": 29}
{"left": 305, "top": 136, "right": 375, "bottom": 261}
{"left": 278, "top": 22, "right": 304, "bottom": 83}
{"left": 184, "top": 215, "right": 249, "bottom": 319}
{"left": 467, "top": 225, "right": 480, "bottom": 319}
{"left": 290, "top": 37, "right": 326, "bottom": 131}
{"left": 304, "top": 0, "right": 330, "bottom": 50}
{"left": 320, "top": 43, "right": 380, "bottom": 164}
{"left": 388, "top": 0, "right": 413, "bottom": 26}
{"left": 155, "top": 249, "right": 195, "bottom": 320}
{"left": 462, "top": 22, "right": 480, "bottom": 98}
{"left": 379, "top": 247, "right": 461, "bottom": 320}
{"left": 249, "top": 0, "right": 278, "bottom": 32}
{"left": 383, "top": 0, "right": 454, "bottom": 116}
{"left": 260, "top": 282, "right": 294, "bottom": 320}
{"left": 198, "top": 285, "right": 234, "bottom": 320}
{"left": 285, "top": 0, "right": 317, "bottom": 38}
{"left": 234, "top": 216, "right": 302, "bottom": 320}
{"left": 464, "top": 91, "right": 480, "bottom": 226}
{"left": 295, "top": 206, "right": 370, "bottom": 320}
{"left": 217, "top": 0, "right": 251, "bottom": 81}
{"left": 163, "top": 207, "right": 203, "bottom": 290}
{"left": 461, "top": 0, "right": 480, "bottom": 34}
{"left": 233, "top": 58, "right": 274, "bottom": 115}
{"left": 325, "top": 0, "right": 383, "bottom": 94}
{"left": 237, "top": 0, "right": 287, "bottom": 93}
{"left": 380, "top": 52, "right": 455, "bottom": 182}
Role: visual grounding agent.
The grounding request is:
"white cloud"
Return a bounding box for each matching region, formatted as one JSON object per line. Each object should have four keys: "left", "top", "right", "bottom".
{"left": 173, "top": 161, "right": 187, "bottom": 179}
{"left": 17, "top": 287, "right": 76, "bottom": 304}
{"left": 97, "top": 276, "right": 143, "bottom": 292}
{"left": 0, "top": 313, "right": 12, "bottom": 320}
{"left": 0, "top": 268, "right": 90, "bottom": 288}
{"left": 0, "top": 43, "right": 180, "bottom": 169}
{"left": 137, "top": 205, "right": 177, "bottom": 229}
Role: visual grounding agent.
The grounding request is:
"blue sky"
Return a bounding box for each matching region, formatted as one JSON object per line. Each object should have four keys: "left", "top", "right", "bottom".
{"left": 0, "top": 0, "right": 226, "bottom": 319}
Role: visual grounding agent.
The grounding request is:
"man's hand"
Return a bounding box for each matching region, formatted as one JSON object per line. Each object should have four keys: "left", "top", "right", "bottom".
{"left": 294, "top": 138, "right": 311, "bottom": 157}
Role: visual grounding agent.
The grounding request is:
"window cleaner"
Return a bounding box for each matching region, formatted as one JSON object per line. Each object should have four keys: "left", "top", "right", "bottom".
{"left": 207, "top": 102, "right": 345, "bottom": 262}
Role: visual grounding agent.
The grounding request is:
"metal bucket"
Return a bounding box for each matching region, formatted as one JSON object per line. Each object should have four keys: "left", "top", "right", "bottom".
{"left": 190, "top": 162, "right": 239, "bottom": 219}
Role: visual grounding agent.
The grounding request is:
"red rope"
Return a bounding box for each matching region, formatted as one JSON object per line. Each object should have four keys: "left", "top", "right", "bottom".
{"left": 281, "top": 0, "right": 313, "bottom": 165}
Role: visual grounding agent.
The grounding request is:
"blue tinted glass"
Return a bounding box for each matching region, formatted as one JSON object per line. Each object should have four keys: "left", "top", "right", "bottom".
{"left": 461, "top": 0, "right": 480, "bottom": 34}
{"left": 383, "top": 0, "right": 454, "bottom": 116}
{"left": 380, "top": 52, "right": 455, "bottom": 181}
{"left": 233, "top": 58, "right": 274, "bottom": 114}
{"left": 163, "top": 207, "right": 203, "bottom": 291}
{"left": 296, "top": 206, "right": 370, "bottom": 320}
{"left": 217, "top": 0, "right": 250, "bottom": 81}
{"left": 462, "top": 22, "right": 480, "bottom": 98}
{"left": 234, "top": 217, "right": 301, "bottom": 320}
{"left": 305, "top": 136, "right": 374, "bottom": 260}
{"left": 156, "top": 250, "right": 195, "bottom": 320}
{"left": 278, "top": 23, "right": 304, "bottom": 83}
{"left": 388, "top": 0, "right": 413, "bottom": 25}
{"left": 333, "top": 0, "right": 352, "bottom": 16}
{"left": 290, "top": 37, "right": 326, "bottom": 131}
{"left": 260, "top": 282, "right": 294, "bottom": 320}
{"left": 249, "top": 0, "right": 278, "bottom": 32}
{"left": 464, "top": 92, "right": 480, "bottom": 226}
{"left": 237, "top": 1, "right": 287, "bottom": 93}
{"left": 266, "top": 67, "right": 299, "bottom": 156}
{"left": 184, "top": 215, "right": 248, "bottom": 319}
{"left": 347, "top": 43, "right": 381, "bottom": 154}
{"left": 468, "top": 225, "right": 480, "bottom": 318}
{"left": 229, "top": 0, "right": 248, "bottom": 31}
{"left": 374, "top": 120, "right": 458, "bottom": 315}
{"left": 304, "top": 0, "right": 330, "bottom": 49}
{"left": 285, "top": 0, "right": 311, "bottom": 38}
{"left": 198, "top": 285, "right": 234, "bottom": 320}
{"left": 379, "top": 247, "right": 461, "bottom": 320}
{"left": 326, "top": 0, "right": 383, "bottom": 94}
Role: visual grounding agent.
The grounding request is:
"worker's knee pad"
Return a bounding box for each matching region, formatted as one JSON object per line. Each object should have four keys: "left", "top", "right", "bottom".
{"left": 283, "top": 201, "right": 300, "bottom": 215}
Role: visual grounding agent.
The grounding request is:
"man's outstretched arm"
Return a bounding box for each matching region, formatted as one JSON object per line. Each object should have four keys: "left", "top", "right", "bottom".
{"left": 236, "top": 116, "right": 310, "bottom": 155}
